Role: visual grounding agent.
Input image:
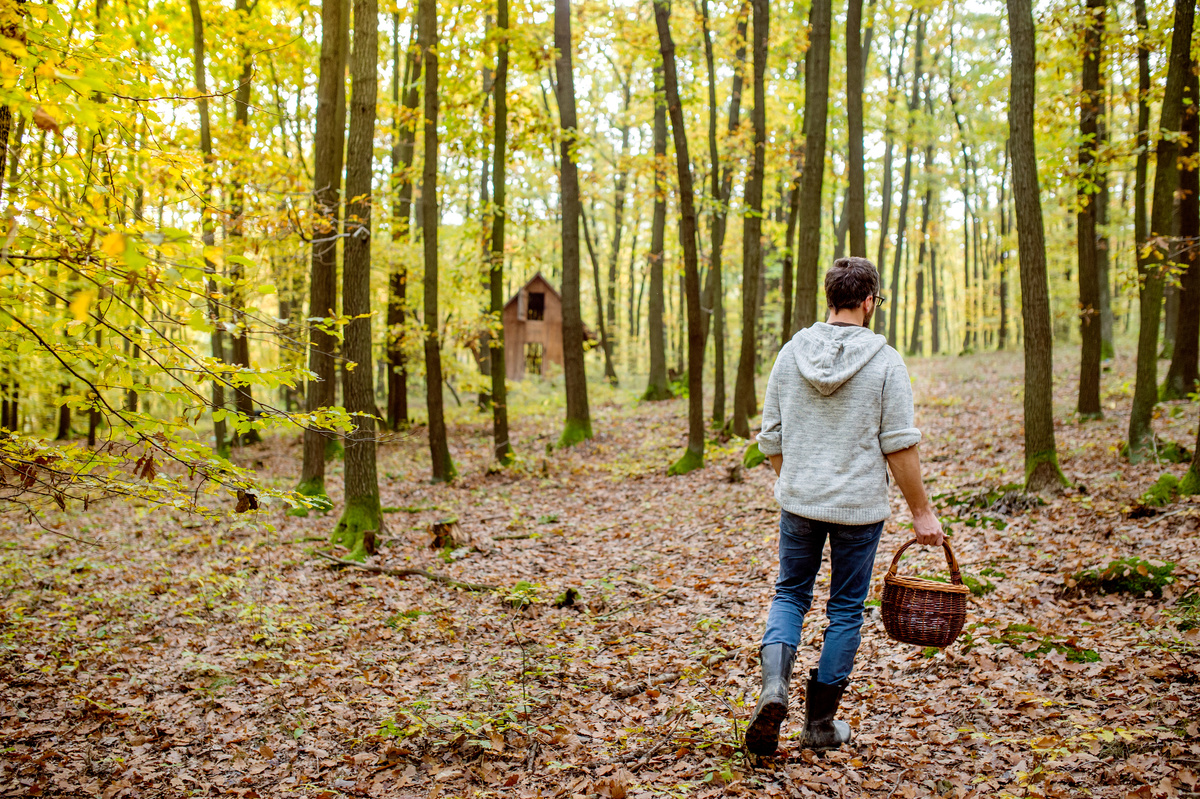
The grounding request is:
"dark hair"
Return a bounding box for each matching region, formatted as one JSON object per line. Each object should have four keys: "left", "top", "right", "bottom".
{"left": 824, "top": 256, "right": 879, "bottom": 311}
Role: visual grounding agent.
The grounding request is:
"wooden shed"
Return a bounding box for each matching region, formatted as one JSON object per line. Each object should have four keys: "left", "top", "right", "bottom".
{"left": 502, "top": 273, "right": 565, "bottom": 381}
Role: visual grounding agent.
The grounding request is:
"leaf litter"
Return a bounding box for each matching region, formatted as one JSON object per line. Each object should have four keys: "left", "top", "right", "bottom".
{"left": 0, "top": 351, "right": 1197, "bottom": 798}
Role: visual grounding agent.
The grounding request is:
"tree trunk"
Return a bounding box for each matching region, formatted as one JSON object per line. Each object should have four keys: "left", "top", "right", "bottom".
{"left": 781, "top": 168, "right": 800, "bottom": 349}
{"left": 1008, "top": 0, "right": 1067, "bottom": 492}
{"left": 488, "top": 0, "right": 513, "bottom": 463}
{"left": 555, "top": 0, "right": 592, "bottom": 447}
{"left": 908, "top": 143, "right": 932, "bottom": 356}
{"left": 930, "top": 243, "right": 941, "bottom": 354}
{"left": 845, "top": 0, "right": 867, "bottom": 257}
{"left": 188, "top": 0, "right": 228, "bottom": 456}
{"left": 655, "top": 0, "right": 705, "bottom": 475}
{"left": 581, "top": 207, "right": 618, "bottom": 385}
{"left": 873, "top": 11, "right": 912, "bottom": 338}
{"left": 643, "top": 65, "right": 673, "bottom": 402}
{"left": 332, "top": 0, "right": 383, "bottom": 558}
{"left": 731, "top": 0, "right": 769, "bottom": 438}
{"left": 1163, "top": 69, "right": 1200, "bottom": 401}
{"left": 1076, "top": 0, "right": 1105, "bottom": 417}
{"left": 699, "top": 0, "right": 747, "bottom": 425}
{"left": 228, "top": 0, "right": 260, "bottom": 446}
{"left": 388, "top": 15, "right": 417, "bottom": 431}
{"left": 887, "top": 13, "right": 923, "bottom": 348}
{"left": 608, "top": 72, "right": 631, "bottom": 362}
{"left": 421, "top": 0, "right": 456, "bottom": 480}
{"left": 789, "top": 0, "right": 830, "bottom": 336}
{"left": 298, "top": 0, "right": 347, "bottom": 499}
{"left": 998, "top": 141, "right": 1011, "bottom": 349}
{"left": 1128, "top": 0, "right": 1193, "bottom": 462}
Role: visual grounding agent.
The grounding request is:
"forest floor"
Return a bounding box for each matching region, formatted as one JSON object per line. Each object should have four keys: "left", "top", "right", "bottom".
{"left": 0, "top": 349, "right": 1198, "bottom": 799}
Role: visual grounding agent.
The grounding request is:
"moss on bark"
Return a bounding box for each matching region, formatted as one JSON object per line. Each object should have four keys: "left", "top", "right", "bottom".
{"left": 668, "top": 447, "right": 703, "bottom": 476}
{"left": 1180, "top": 463, "right": 1200, "bottom": 495}
{"left": 332, "top": 496, "right": 382, "bottom": 562}
{"left": 558, "top": 417, "right": 593, "bottom": 449}
{"left": 1025, "top": 450, "right": 1071, "bottom": 494}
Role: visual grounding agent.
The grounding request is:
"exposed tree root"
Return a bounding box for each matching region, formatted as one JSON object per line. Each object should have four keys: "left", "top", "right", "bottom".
{"left": 314, "top": 551, "right": 497, "bottom": 592}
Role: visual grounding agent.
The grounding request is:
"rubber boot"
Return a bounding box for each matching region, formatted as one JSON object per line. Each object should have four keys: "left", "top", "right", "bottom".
{"left": 797, "top": 668, "right": 852, "bottom": 751}
{"left": 744, "top": 644, "right": 796, "bottom": 756}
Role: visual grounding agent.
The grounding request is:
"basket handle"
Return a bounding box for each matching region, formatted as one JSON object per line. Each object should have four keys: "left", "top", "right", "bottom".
{"left": 885, "top": 538, "right": 963, "bottom": 585}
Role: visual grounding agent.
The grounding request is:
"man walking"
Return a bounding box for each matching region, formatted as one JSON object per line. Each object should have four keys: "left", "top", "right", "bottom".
{"left": 746, "top": 256, "right": 944, "bottom": 756}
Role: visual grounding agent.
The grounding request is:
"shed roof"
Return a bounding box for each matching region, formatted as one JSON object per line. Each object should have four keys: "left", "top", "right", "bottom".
{"left": 503, "top": 272, "right": 562, "bottom": 311}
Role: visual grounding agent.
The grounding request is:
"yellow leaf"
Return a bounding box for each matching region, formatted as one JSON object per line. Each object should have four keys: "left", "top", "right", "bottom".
{"left": 101, "top": 232, "right": 125, "bottom": 258}
{"left": 70, "top": 290, "right": 96, "bottom": 322}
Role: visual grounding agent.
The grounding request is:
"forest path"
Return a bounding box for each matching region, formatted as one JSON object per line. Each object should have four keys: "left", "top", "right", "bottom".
{"left": 0, "top": 350, "right": 1197, "bottom": 798}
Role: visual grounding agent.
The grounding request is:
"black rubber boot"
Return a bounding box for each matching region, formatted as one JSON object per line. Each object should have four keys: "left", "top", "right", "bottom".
{"left": 744, "top": 644, "right": 796, "bottom": 756}
{"left": 797, "top": 668, "right": 851, "bottom": 751}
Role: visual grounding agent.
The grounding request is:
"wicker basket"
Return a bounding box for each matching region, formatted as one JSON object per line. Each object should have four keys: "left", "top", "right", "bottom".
{"left": 881, "top": 539, "right": 969, "bottom": 648}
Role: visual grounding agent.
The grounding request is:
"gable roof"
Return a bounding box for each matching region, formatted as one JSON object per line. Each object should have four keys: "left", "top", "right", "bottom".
{"left": 503, "top": 272, "right": 562, "bottom": 310}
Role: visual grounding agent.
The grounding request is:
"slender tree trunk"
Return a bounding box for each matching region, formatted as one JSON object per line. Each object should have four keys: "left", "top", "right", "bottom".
{"left": 298, "top": 0, "right": 347, "bottom": 498}
{"left": 581, "top": 207, "right": 618, "bottom": 385}
{"left": 644, "top": 65, "right": 672, "bottom": 402}
{"left": 1008, "top": 0, "right": 1067, "bottom": 491}
{"left": 845, "top": 0, "right": 867, "bottom": 256}
{"left": 188, "top": 0, "right": 228, "bottom": 456}
{"left": 488, "top": 0, "right": 513, "bottom": 464}
{"left": 1164, "top": 69, "right": 1200, "bottom": 401}
{"left": 1076, "top": 0, "right": 1105, "bottom": 417}
{"left": 655, "top": 0, "right": 705, "bottom": 474}
{"left": 422, "top": 0, "right": 456, "bottom": 479}
{"left": 608, "top": 73, "right": 631, "bottom": 364}
{"left": 789, "top": 0, "right": 830, "bottom": 336}
{"left": 908, "top": 143, "right": 932, "bottom": 355}
{"left": 699, "top": 0, "right": 747, "bottom": 424}
{"left": 227, "top": 0, "right": 260, "bottom": 446}
{"left": 1128, "top": 0, "right": 1193, "bottom": 460}
{"left": 332, "top": 0, "right": 383, "bottom": 558}
{"left": 930, "top": 243, "right": 941, "bottom": 354}
{"left": 781, "top": 167, "right": 800, "bottom": 348}
{"left": 888, "top": 13, "right": 923, "bottom": 348}
{"left": 873, "top": 11, "right": 911, "bottom": 337}
{"left": 731, "top": 0, "right": 769, "bottom": 438}
{"left": 555, "top": 0, "right": 592, "bottom": 446}
{"left": 388, "top": 16, "right": 417, "bottom": 431}
{"left": 998, "top": 141, "right": 1011, "bottom": 349}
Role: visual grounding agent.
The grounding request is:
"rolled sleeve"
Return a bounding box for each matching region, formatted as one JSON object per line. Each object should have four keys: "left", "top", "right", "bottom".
{"left": 879, "top": 363, "right": 922, "bottom": 455}
{"left": 756, "top": 351, "right": 785, "bottom": 456}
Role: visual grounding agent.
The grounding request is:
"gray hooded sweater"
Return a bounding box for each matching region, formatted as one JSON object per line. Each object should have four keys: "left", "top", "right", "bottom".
{"left": 756, "top": 322, "right": 921, "bottom": 525}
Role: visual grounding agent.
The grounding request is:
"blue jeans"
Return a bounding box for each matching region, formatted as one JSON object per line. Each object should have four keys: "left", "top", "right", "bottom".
{"left": 761, "top": 510, "right": 883, "bottom": 684}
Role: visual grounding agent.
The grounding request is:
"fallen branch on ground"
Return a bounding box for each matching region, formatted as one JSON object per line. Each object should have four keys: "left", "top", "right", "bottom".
{"left": 593, "top": 587, "right": 677, "bottom": 620}
{"left": 610, "top": 649, "right": 741, "bottom": 699}
{"left": 313, "top": 551, "right": 497, "bottom": 592}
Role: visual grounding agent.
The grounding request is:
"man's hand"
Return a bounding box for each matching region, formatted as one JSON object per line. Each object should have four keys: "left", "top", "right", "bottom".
{"left": 885, "top": 445, "right": 946, "bottom": 546}
{"left": 912, "top": 509, "right": 945, "bottom": 546}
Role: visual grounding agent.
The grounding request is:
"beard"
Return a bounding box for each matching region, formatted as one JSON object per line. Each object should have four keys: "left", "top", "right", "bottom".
{"left": 863, "top": 304, "right": 875, "bottom": 328}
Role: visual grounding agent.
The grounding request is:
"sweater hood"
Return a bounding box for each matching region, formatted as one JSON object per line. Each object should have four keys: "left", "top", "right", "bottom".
{"left": 791, "top": 323, "right": 888, "bottom": 396}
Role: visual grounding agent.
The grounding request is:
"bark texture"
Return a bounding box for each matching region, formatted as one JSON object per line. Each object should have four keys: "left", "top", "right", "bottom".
{"left": 333, "top": 0, "right": 383, "bottom": 558}
{"left": 655, "top": 0, "right": 704, "bottom": 475}
{"left": 1008, "top": 0, "right": 1067, "bottom": 492}
{"left": 731, "top": 0, "right": 768, "bottom": 438}
{"left": 555, "top": 0, "right": 592, "bottom": 446}
{"left": 1127, "top": 0, "right": 1194, "bottom": 461}
{"left": 489, "top": 0, "right": 513, "bottom": 463}
{"left": 643, "top": 66, "right": 672, "bottom": 403}
{"left": 1163, "top": 69, "right": 1200, "bottom": 402}
{"left": 1076, "top": 0, "right": 1105, "bottom": 417}
{"left": 299, "top": 0, "right": 347, "bottom": 496}
{"left": 422, "top": 0, "right": 456, "bottom": 480}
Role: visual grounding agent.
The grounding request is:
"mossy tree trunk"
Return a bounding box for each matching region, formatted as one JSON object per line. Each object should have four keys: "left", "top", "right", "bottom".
{"left": 332, "top": 0, "right": 383, "bottom": 561}
{"left": 1127, "top": 0, "right": 1193, "bottom": 462}
{"left": 298, "top": 0, "right": 347, "bottom": 503}
{"left": 655, "top": 0, "right": 704, "bottom": 476}
{"left": 1008, "top": 0, "right": 1069, "bottom": 493}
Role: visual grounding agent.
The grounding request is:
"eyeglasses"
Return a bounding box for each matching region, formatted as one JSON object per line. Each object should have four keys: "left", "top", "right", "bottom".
{"left": 873, "top": 294, "right": 887, "bottom": 307}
